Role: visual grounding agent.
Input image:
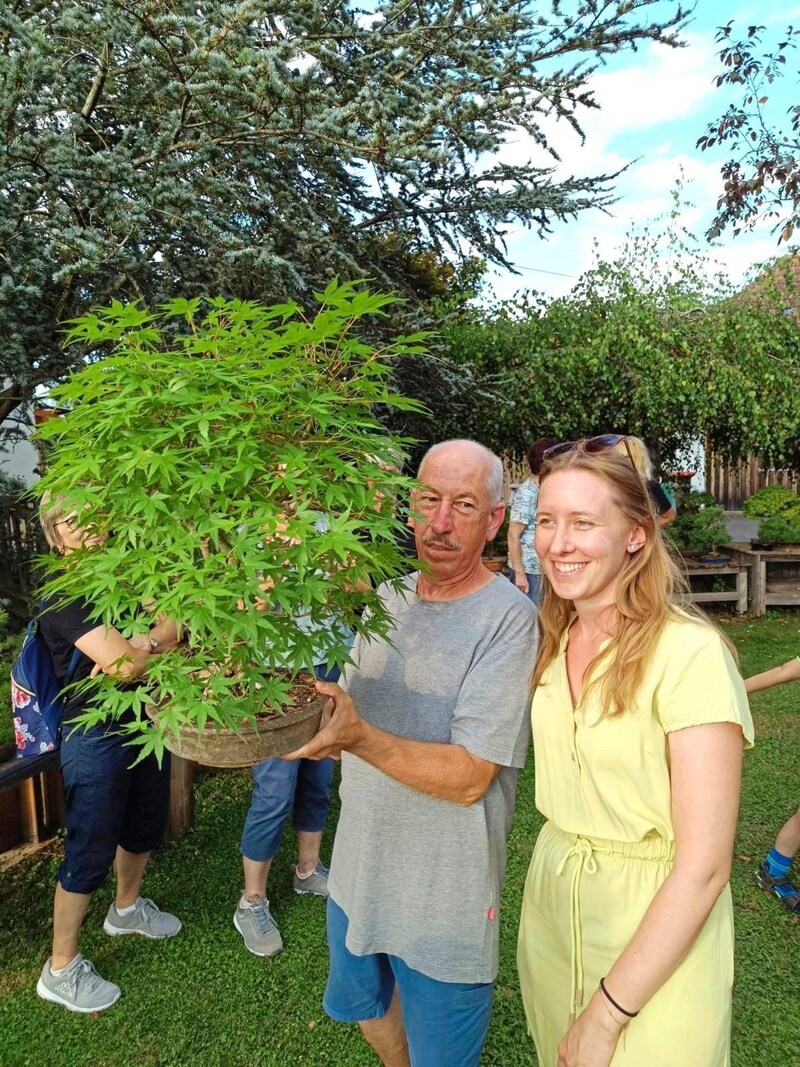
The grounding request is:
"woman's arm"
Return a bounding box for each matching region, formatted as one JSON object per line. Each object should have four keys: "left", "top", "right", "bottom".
{"left": 507, "top": 522, "right": 529, "bottom": 592}
{"left": 557, "top": 721, "right": 743, "bottom": 1067}
{"left": 745, "top": 656, "right": 800, "bottom": 694}
{"left": 657, "top": 505, "right": 676, "bottom": 527}
{"left": 77, "top": 625, "right": 154, "bottom": 680}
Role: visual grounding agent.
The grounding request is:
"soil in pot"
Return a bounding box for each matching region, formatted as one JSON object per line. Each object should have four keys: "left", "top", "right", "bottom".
{"left": 147, "top": 672, "right": 328, "bottom": 768}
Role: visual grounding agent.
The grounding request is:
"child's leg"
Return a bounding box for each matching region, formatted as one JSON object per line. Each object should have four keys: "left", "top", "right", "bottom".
{"left": 774, "top": 807, "right": 800, "bottom": 865}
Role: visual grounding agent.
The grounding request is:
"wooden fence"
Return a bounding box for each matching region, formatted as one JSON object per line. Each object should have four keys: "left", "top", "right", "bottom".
{"left": 0, "top": 495, "right": 46, "bottom": 617}
{"left": 706, "top": 456, "right": 800, "bottom": 511}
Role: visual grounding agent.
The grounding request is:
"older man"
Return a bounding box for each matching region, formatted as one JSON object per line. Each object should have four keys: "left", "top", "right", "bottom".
{"left": 285, "top": 439, "right": 538, "bottom": 1067}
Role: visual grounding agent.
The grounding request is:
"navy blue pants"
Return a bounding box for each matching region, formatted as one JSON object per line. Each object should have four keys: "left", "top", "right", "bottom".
{"left": 58, "top": 720, "right": 170, "bottom": 895}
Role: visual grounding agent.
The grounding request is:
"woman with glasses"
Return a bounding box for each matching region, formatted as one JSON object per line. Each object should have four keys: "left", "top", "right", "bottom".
{"left": 34, "top": 494, "right": 181, "bottom": 1014}
{"left": 516, "top": 439, "right": 752, "bottom": 1067}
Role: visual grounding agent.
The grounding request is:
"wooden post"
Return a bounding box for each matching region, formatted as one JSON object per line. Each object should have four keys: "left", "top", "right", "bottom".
{"left": 736, "top": 569, "right": 748, "bottom": 615}
{"left": 18, "top": 776, "right": 43, "bottom": 845}
{"left": 166, "top": 756, "right": 195, "bottom": 841}
{"left": 752, "top": 555, "right": 767, "bottom": 617}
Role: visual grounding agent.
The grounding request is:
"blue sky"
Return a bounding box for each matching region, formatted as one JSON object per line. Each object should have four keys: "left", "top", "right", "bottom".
{"left": 486, "top": 0, "right": 800, "bottom": 302}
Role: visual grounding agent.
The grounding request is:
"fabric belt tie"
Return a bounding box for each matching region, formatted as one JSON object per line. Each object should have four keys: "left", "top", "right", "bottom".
{"left": 556, "top": 836, "right": 597, "bottom": 1026}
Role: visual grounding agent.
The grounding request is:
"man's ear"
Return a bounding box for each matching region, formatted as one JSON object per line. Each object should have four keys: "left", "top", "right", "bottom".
{"left": 486, "top": 502, "right": 505, "bottom": 542}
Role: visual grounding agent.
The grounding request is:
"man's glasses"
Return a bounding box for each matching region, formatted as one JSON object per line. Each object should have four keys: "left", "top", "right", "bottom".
{"left": 543, "top": 434, "right": 636, "bottom": 469}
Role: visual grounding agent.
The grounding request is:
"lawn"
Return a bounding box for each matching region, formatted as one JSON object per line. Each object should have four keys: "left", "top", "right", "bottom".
{"left": 1, "top": 613, "right": 798, "bottom": 1066}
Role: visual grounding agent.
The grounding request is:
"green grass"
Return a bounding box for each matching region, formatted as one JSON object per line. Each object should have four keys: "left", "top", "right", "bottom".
{"left": 1, "top": 614, "right": 798, "bottom": 1066}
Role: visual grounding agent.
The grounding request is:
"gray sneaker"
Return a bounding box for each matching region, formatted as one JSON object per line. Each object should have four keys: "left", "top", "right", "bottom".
{"left": 103, "top": 897, "right": 182, "bottom": 939}
{"left": 37, "top": 954, "right": 121, "bottom": 1013}
{"left": 234, "top": 896, "right": 283, "bottom": 957}
{"left": 293, "top": 861, "right": 329, "bottom": 897}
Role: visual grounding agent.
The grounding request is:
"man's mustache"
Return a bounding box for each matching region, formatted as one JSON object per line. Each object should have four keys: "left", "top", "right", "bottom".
{"left": 422, "top": 535, "right": 461, "bottom": 551}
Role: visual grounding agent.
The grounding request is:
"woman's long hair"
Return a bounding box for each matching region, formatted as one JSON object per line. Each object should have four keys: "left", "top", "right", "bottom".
{"left": 533, "top": 448, "right": 727, "bottom": 717}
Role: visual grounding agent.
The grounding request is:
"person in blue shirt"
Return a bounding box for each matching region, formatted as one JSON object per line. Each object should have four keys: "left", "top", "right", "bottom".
{"left": 507, "top": 438, "right": 557, "bottom": 603}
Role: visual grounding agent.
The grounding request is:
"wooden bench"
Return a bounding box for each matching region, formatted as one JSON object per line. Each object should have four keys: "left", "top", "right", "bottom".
{"left": 0, "top": 746, "right": 195, "bottom": 865}
{"left": 0, "top": 749, "right": 64, "bottom": 862}
{"left": 681, "top": 563, "right": 750, "bottom": 615}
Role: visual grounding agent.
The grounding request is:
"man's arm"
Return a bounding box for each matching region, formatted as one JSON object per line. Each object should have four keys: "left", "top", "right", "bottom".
{"left": 283, "top": 681, "right": 501, "bottom": 806}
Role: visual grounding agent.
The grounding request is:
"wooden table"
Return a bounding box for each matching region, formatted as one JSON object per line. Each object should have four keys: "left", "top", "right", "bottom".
{"left": 681, "top": 561, "right": 750, "bottom": 615}
{"left": 729, "top": 543, "right": 800, "bottom": 616}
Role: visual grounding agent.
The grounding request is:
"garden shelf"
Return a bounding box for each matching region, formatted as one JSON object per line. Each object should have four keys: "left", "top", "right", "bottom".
{"left": 729, "top": 543, "right": 800, "bottom": 616}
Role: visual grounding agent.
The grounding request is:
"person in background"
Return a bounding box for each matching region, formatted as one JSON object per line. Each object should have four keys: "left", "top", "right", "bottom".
{"left": 613, "top": 435, "right": 676, "bottom": 527}
{"left": 35, "top": 493, "right": 181, "bottom": 1014}
{"left": 517, "top": 438, "right": 752, "bottom": 1067}
{"left": 285, "top": 439, "right": 538, "bottom": 1067}
{"left": 234, "top": 509, "right": 352, "bottom": 958}
{"left": 507, "top": 437, "right": 558, "bottom": 602}
{"left": 745, "top": 657, "right": 800, "bottom": 913}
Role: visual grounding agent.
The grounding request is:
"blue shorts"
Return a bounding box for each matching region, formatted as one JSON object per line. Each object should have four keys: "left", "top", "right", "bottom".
{"left": 324, "top": 897, "right": 494, "bottom": 1067}
{"left": 58, "top": 719, "right": 170, "bottom": 895}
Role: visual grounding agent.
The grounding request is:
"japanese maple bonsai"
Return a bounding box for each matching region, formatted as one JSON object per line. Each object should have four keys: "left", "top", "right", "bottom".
{"left": 34, "top": 283, "right": 421, "bottom": 764}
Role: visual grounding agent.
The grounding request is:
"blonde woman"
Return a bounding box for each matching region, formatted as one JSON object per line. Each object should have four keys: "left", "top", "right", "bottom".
{"left": 517, "top": 439, "right": 752, "bottom": 1067}
{"left": 35, "top": 494, "right": 181, "bottom": 1013}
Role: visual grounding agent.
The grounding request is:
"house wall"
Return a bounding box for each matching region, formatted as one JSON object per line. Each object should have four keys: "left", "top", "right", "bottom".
{"left": 0, "top": 402, "right": 39, "bottom": 488}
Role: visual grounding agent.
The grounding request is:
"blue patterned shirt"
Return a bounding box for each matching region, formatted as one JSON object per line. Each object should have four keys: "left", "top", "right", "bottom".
{"left": 507, "top": 479, "right": 541, "bottom": 575}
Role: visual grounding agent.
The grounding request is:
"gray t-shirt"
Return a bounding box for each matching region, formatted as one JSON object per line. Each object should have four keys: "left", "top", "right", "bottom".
{"left": 328, "top": 572, "right": 538, "bottom": 984}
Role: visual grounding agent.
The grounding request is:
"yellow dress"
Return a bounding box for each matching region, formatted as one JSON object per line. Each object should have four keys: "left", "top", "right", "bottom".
{"left": 517, "top": 614, "right": 754, "bottom": 1067}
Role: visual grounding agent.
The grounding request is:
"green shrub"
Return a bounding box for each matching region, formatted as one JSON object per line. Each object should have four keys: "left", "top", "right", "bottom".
{"left": 757, "top": 514, "right": 800, "bottom": 543}
{"left": 742, "top": 485, "right": 799, "bottom": 519}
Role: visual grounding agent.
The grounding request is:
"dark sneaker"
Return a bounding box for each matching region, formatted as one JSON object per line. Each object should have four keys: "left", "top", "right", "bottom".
{"left": 293, "top": 861, "right": 329, "bottom": 897}
{"left": 37, "top": 954, "right": 121, "bottom": 1013}
{"left": 103, "top": 897, "right": 182, "bottom": 939}
{"left": 755, "top": 861, "right": 800, "bottom": 913}
{"left": 234, "top": 896, "right": 283, "bottom": 957}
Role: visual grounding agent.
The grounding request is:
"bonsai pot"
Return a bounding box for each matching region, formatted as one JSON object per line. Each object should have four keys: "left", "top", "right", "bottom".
{"left": 697, "top": 553, "right": 731, "bottom": 566}
{"left": 483, "top": 557, "right": 508, "bottom": 574}
{"left": 750, "top": 540, "right": 775, "bottom": 552}
{"left": 146, "top": 685, "right": 327, "bottom": 768}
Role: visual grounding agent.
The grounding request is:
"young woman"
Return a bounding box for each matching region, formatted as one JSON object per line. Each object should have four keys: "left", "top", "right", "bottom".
{"left": 517, "top": 440, "right": 752, "bottom": 1067}
{"left": 36, "top": 494, "right": 181, "bottom": 1014}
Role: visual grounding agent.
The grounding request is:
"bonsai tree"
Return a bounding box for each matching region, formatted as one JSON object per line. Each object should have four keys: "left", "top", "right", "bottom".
{"left": 34, "top": 283, "right": 423, "bottom": 760}
{"left": 757, "top": 514, "right": 800, "bottom": 545}
{"left": 669, "top": 492, "right": 732, "bottom": 556}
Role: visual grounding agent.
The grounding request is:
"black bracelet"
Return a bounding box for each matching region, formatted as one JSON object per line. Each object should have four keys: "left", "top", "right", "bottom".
{"left": 599, "top": 977, "right": 639, "bottom": 1019}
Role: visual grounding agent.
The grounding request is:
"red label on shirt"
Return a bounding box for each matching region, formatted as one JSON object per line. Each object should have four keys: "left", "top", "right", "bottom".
{"left": 487, "top": 907, "right": 496, "bottom": 921}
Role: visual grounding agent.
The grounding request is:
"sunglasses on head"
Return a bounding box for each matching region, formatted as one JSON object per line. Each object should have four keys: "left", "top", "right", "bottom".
{"left": 543, "top": 434, "right": 635, "bottom": 468}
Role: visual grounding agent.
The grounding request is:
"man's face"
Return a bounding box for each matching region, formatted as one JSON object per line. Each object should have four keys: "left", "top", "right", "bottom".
{"left": 411, "top": 445, "right": 504, "bottom": 579}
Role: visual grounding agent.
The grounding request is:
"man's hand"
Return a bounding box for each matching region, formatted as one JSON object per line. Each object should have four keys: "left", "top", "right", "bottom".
{"left": 282, "top": 681, "right": 368, "bottom": 762}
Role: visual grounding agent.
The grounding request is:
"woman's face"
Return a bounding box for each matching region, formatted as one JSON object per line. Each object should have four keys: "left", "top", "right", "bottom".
{"left": 54, "top": 513, "right": 106, "bottom": 555}
{"left": 535, "top": 469, "right": 645, "bottom": 612}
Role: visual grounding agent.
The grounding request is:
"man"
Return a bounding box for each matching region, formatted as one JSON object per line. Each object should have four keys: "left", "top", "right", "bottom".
{"left": 285, "top": 439, "right": 538, "bottom": 1066}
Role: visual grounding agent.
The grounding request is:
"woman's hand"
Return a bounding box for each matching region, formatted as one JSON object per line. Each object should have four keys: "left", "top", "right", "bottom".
{"left": 557, "top": 990, "right": 624, "bottom": 1067}
{"left": 514, "top": 572, "right": 529, "bottom": 595}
